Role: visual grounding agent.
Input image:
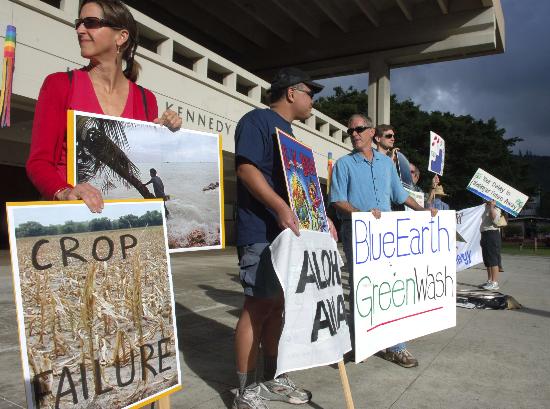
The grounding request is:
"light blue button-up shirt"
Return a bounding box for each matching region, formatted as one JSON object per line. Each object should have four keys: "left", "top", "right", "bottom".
{"left": 329, "top": 149, "right": 409, "bottom": 218}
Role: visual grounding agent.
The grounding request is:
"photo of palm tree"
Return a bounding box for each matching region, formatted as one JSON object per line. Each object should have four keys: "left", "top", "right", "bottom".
{"left": 69, "top": 111, "right": 224, "bottom": 252}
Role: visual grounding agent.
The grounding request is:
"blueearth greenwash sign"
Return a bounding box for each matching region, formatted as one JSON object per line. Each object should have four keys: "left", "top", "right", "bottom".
{"left": 270, "top": 229, "right": 351, "bottom": 378}
{"left": 352, "top": 211, "right": 456, "bottom": 362}
{"left": 456, "top": 205, "right": 484, "bottom": 272}
{"left": 467, "top": 168, "right": 528, "bottom": 216}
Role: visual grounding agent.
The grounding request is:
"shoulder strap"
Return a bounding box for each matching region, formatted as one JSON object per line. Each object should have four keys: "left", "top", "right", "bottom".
{"left": 137, "top": 85, "right": 149, "bottom": 121}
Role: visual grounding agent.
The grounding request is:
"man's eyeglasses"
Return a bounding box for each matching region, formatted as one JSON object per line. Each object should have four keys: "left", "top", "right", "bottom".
{"left": 346, "top": 126, "right": 370, "bottom": 136}
{"left": 383, "top": 133, "right": 395, "bottom": 139}
{"left": 75, "top": 17, "right": 119, "bottom": 30}
{"left": 292, "top": 87, "right": 314, "bottom": 99}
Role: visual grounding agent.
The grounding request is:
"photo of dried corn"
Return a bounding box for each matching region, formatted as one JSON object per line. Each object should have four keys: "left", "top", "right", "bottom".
{"left": 7, "top": 201, "right": 181, "bottom": 409}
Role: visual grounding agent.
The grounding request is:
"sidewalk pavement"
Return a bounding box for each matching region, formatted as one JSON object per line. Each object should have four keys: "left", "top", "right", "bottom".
{"left": 1, "top": 248, "right": 549, "bottom": 409}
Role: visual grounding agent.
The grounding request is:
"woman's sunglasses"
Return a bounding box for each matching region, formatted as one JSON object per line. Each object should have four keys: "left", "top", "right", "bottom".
{"left": 75, "top": 17, "right": 119, "bottom": 30}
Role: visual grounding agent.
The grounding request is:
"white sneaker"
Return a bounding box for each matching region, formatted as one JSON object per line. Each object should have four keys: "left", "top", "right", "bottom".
{"left": 487, "top": 281, "right": 499, "bottom": 290}
{"left": 480, "top": 280, "right": 492, "bottom": 289}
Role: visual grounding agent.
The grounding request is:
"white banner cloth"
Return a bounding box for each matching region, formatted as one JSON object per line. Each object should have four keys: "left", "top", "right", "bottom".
{"left": 456, "top": 205, "right": 484, "bottom": 272}
{"left": 352, "top": 211, "right": 456, "bottom": 362}
{"left": 270, "top": 229, "right": 351, "bottom": 378}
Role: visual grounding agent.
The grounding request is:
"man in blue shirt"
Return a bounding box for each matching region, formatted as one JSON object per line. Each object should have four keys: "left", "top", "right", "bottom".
{"left": 330, "top": 114, "right": 436, "bottom": 368}
{"left": 233, "top": 67, "right": 328, "bottom": 409}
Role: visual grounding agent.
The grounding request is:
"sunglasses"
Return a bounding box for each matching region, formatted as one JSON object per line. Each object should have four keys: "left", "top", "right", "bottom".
{"left": 75, "top": 17, "right": 119, "bottom": 30}
{"left": 383, "top": 133, "right": 395, "bottom": 139}
{"left": 292, "top": 87, "right": 315, "bottom": 99}
{"left": 346, "top": 126, "right": 370, "bottom": 136}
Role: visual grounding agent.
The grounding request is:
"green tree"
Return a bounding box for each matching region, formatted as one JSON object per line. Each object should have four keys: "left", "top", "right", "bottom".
{"left": 117, "top": 214, "right": 140, "bottom": 229}
{"left": 314, "top": 88, "right": 532, "bottom": 210}
{"left": 89, "top": 217, "right": 113, "bottom": 231}
{"left": 15, "top": 221, "right": 46, "bottom": 238}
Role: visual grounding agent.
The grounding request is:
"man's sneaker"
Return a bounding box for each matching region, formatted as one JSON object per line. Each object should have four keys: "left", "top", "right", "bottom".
{"left": 232, "top": 385, "right": 268, "bottom": 409}
{"left": 383, "top": 349, "right": 418, "bottom": 368}
{"left": 260, "top": 374, "right": 311, "bottom": 404}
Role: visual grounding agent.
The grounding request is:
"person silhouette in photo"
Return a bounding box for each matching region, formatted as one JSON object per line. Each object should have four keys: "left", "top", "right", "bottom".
{"left": 144, "top": 168, "right": 169, "bottom": 216}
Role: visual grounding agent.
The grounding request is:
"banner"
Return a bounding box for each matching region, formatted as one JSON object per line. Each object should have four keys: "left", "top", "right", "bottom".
{"left": 276, "top": 128, "right": 329, "bottom": 232}
{"left": 428, "top": 131, "right": 445, "bottom": 175}
{"left": 6, "top": 200, "right": 181, "bottom": 409}
{"left": 67, "top": 110, "right": 225, "bottom": 252}
{"left": 456, "top": 205, "right": 484, "bottom": 272}
{"left": 270, "top": 229, "right": 351, "bottom": 378}
{"left": 466, "top": 168, "right": 528, "bottom": 216}
{"left": 352, "top": 211, "right": 456, "bottom": 362}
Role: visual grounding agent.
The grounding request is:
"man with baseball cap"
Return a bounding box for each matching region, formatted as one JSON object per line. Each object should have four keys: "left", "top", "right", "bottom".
{"left": 232, "top": 67, "right": 327, "bottom": 409}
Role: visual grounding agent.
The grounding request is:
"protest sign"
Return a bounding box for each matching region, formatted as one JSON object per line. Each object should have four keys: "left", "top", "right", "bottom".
{"left": 352, "top": 211, "right": 456, "bottom": 362}
{"left": 67, "top": 110, "right": 225, "bottom": 252}
{"left": 276, "top": 128, "right": 329, "bottom": 232}
{"left": 6, "top": 200, "right": 181, "bottom": 409}
{"left": 428, "top": 131, "right": 445, "bottom": 176}
{"left": 466, "top": 168, "right": 528, "bottom": 216}
{"left": 456, "top": 205, "right": 484, "bottom": 272}
{"left": 395, "top": 151, "right": 414, "bottom": 188}
{"left": 270, "top": 229, "right": 351, "bottom": 378}
{"left": 404, "top": 187, "right": 424, "bottom": 211}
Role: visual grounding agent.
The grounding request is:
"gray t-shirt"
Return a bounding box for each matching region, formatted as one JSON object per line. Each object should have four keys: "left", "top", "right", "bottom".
{"left": 480, "top": 205, "right": 502, "bottom": 232}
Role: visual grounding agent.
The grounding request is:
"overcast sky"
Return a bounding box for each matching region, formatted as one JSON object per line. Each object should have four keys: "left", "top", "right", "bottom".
{"left": 317, "top": 0, "right": 550, "bottom": 155}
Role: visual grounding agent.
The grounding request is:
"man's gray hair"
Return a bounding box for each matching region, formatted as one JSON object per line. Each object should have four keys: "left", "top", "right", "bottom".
{"left": 347, "top": 113, "right": 373, "bottom": 128}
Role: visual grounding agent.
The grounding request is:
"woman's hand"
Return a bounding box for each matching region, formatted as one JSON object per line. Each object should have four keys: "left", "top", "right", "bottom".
{"left": 56, "top": 183, "right": 104, "bottom": 213}
{"left": 327, "top": 217, "right": 338, "bottom": 241}
{"left": 154, "top": 109, "right": 182, "bottom": 131}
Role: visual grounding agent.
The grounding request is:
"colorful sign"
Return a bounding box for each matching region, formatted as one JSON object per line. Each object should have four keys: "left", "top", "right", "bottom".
{"left": 428, "top": 131, "right": 445, "bottom": 176}
{"left": 67, "top": 110, "right": 225, "bottom": 252}
{"left": 6, "top": 200, "right": 181, "bottom": 409}
{"left": 276, "top": 128, "right": 328, "bottom": 232}
{"left": 466, "top": 168, "right": 528, "bottom": 216}
{"left": 352, "top": 210, "right": 456, "bottom": 362}
{"left": 270, "top": 229, "right": 351, "bottom": 377}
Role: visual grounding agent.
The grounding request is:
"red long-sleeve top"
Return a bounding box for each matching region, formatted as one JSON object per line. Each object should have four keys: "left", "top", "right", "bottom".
{"left": 26, "top": 69, "right": 158, "bottom": 199}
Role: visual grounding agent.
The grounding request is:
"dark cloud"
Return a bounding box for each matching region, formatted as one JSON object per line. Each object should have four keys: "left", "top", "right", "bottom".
{"left": 318, "top": 0, "right": 550, "bottom": 155}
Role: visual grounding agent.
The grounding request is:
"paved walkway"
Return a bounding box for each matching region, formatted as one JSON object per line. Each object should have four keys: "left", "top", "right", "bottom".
{"left": 1, "top": 249, "right": 549, "bottom": 409}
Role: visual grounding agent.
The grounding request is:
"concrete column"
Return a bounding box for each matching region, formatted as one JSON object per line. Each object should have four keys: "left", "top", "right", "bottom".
{"left": 368, "top": 58, "right": 390, "bottom": 126}
{"left": 305, "top": 115, "right": 316, "bottom": 129}
{"left": 223, "top": 72, "right": 237, "bottom": 91}
{"left": 157, "top": 39, "right": 173, "bottom": 61}
{"left": 60, "top": 0, "right": 80, "bottom": 20}
{"left": 248, "top": 85, "right": 261, "bottom": 102}
{"left": 193, "top": 56, "right": 208, "bottom": 77}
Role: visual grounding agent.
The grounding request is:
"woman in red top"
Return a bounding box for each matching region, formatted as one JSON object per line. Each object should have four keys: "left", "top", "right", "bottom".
{"left": 26, "top": 0, "right": 182, "bottom": 212}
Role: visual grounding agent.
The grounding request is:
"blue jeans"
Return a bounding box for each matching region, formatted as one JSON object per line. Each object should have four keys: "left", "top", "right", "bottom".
{"left": 341, "top": 221, "right": 407, "bottom": 353}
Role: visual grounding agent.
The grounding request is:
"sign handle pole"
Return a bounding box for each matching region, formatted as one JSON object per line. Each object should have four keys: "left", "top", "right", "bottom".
{"left": 150, "top": 396, "right": 171, "bottom": 409}
{"left": 337, "top": 360, "right": 355, "bottom": 409}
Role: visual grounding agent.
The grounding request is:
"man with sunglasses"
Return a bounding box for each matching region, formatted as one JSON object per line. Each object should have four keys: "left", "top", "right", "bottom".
{"left": 329, "top": 114, "right": 436, "bottom": 367}
{"left": 374, "top": 124, "right": 397, "bottom": 159}
{"left": 232, "top": 67, "right": 325, "bottom": 409}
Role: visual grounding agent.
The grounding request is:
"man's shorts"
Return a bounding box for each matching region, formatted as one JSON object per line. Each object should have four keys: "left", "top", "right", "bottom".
{"left": 237, "top": 242, "right": 281, "bottom": 298}
{"left": 481, "top": 230, "right": 501, "bottom": 268}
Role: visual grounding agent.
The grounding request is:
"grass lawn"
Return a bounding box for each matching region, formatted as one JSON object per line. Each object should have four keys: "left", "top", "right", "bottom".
{"left": 501, "top": 242, "right": 550, "bottom": 256}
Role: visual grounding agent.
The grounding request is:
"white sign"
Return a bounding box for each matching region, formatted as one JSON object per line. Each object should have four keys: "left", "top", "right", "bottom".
{"left": 270, "top": 229, "right": 351, "bottom": 378}
{"left": 428, "top": 131, "right": 445, "bottom": 175}
{"left": 352, "top": 211, "right": 456, "bottom": 362}
{"left": 404, "top": 187, "right": 424, "bottom": 211}
{"left": 456, "top": 205, "right": 484, "bottom": 272}
{"left": 466, "top": 168, "right": 529, "bottom": 216}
